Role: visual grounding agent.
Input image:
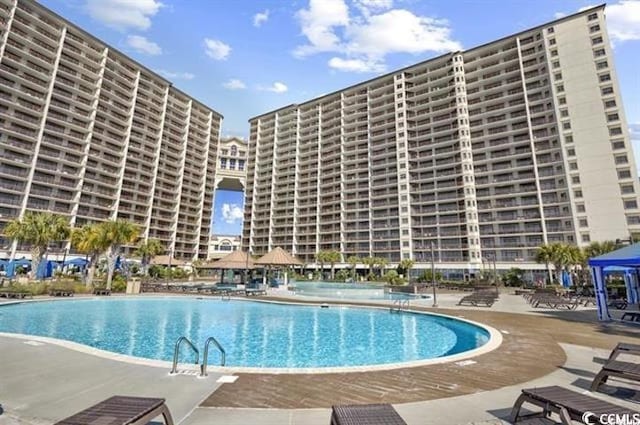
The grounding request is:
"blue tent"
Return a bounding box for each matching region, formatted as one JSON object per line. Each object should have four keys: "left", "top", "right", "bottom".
{"left": 5, "top": 258, "right": 31, "bottom": 279}
{"left": 589, "top": 243, "right": 640, "bottom": 321}
{"left": 64, "top": 257, "right": 88, "bottom": 267}
{"left": 36, "top": 260, "right": 55, "bottom": 279}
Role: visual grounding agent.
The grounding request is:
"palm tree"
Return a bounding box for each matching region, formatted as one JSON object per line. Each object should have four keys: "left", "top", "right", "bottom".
{"left": 584, "top": 241, "right": 618, "bottom": 259}
{"left": 4, "top": 212, "right": 70, "bottom": 280}
{"left": 347, "top": 255, "right": 360, "bottom": 281}
{"left": 374, "top": 257, "right": 388, "bottom": 278}
{"left": 399, "top": 259, "right": 415, "bottom": 283}
{"left": 71, "top": 224, "right": 109, "bottom": 286}
{"left": 100, "top": 220, "right": 140, "bottom": 290}
{"left": 135, "top": 239, "right": 164, "bottom": 279}
{"left": 535, "top": 244, "right": 556, "bottom": 284}
{"left": 325, "top": 250, "right": 341, "bottom": 280}
{"left": 362, "top": 256, "right": 376, "bottom": 278}
{"left": 315, "top": 251, "right": 327, "bottom": 280}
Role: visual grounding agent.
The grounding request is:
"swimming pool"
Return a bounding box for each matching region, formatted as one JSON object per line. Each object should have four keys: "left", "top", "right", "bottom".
{"left": 290, "top": 281, "right": 428, "bottom": 300}
{"left": 0, "top": 298, "right": 492, "bottom": 370}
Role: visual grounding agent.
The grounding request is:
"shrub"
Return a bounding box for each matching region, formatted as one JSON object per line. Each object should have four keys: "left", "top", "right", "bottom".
{"left": 383, "top": 270, "right": 405, "bottom": 285}
{"left": 111, "top": 275, "right": 127, "bottom": 292}
{"left": 335, "top": 269, "right": 351, "bottom": 282}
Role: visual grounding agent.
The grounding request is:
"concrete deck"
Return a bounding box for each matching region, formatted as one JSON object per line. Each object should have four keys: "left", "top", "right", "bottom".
{"left": 0, "top": 292, "right": 638, "bottom": 424}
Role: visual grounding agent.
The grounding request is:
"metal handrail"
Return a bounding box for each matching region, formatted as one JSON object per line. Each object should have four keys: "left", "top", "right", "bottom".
{"left": 200, "top": 336, "right": 226, "bottom": 376}
{"left": 170, "top": 336, "right": 199, "bottom": 374}
{"left": 390, "top": 299, "right": 410, "bottom": 313}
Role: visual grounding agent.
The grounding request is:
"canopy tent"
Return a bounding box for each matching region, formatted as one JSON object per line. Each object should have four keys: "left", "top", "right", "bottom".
{"left": 64, "top": 257, "right": 89, "bottom": 267}
{"left": 588, "top": 243, "right": 640, "bottom": 321}
{"left": 35, "top": 260, "right": 55, "bottom": 279}
{"left": 255, "top": 247, "right": 303, "bottom": 287}
{"left": 4, "top": 258, "right": 31, "bottom": 279}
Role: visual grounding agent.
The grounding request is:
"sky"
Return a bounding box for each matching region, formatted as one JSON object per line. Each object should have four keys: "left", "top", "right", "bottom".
{"left": 40, "top": 0, "right": 640, "bottom": 236}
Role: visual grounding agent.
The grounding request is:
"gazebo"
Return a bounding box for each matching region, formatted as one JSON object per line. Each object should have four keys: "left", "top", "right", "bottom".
{"left": 255, "top": 247, "right": 303, "bottom": 288}
{"left": 151, "top": 255, "right": 187, "bottom": 267}
{"left": 211, "top": 250, "right": 255, "bottom": 284}
{"left": 588, "top": 243, "right": 640, "bottom": 321}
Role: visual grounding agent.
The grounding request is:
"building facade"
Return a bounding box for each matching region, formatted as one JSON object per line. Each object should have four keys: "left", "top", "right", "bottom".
{"left": 243, "top": 5, "right": 640, "bottom": 272}
{"left": 0, "top": 0, "right": 222, "bottom": 260}
{"left": 208, "top": 234, "right": 241, "bottom": 260}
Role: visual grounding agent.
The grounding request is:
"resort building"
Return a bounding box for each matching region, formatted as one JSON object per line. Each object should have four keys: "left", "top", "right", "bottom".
{"left": 208, "top": 235, "right": 241, "bottom": 260}
{"left": 243, "top": 5, "right": 640, "bottom": 273}
{"left": 0, "top": 0, "right": 222, "bottom": 260}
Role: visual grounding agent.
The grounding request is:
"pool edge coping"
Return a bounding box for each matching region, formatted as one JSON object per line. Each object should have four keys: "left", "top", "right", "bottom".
{"left": 0, "top": 295, "right": 503, "bottom": 374}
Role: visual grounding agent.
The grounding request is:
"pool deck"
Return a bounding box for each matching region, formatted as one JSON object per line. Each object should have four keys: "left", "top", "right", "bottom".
{"left": 0, "top": 292, "right": 639, "bottom": 424}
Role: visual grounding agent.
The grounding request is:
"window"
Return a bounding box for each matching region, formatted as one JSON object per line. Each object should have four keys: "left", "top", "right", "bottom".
{"left": 567, "top": 148, "right": 576, "bottom": 157}
{"left": 574, "top": 190, "right": 583, "bottom": 198}
{"left": 549, "top": 38, "right": 556, "bottom": 45}
{"left": 621, "top": 185, "right": 635, "bottom": 194}
{"left": 627, "top": 216, "right": 640, "bottom": 225}
{"left": 558, "top": 97, "right": 566, "bottom": 105}
{"left": 219, "top": 158, "right": 227, "bottom": 168}
{"left": 594, "top": 48, "right": 606, "bottom": 57}
{"left": 599, "top": 73, "right": 611, "bottom": 82}
{"left": 596, "top": 60, "right": 608, "bottom": 70}
{"left": 615, "top": 154, "right": 628, "bottom": 164}
{"left": 606, "top": 113, "right": 619, "bottom": 122}
{"left": 560, "top": 109, "right": 569, "bottom": 117}
{"left": 551, "top": 49, "right": 558, "bottom": 57}
{"left": 624, "top": 200, "right": 638, "bottom": 209}
{"left": 554, "top": 73, "right": 562, "bottom": 81}
{"left": 612, "top": 141, "right": 625, "bottom": 150}
{"left": 238, "top": 159, "right": 245, "bottom": 170}
{"left": 569, "top": 162, "right": 578, "bottom": 170}
{"left": 230, "top": 145, "right": 237, "bottom": 156}
{"left": 396, "top": 84, "right": 402, "bottom": 89}
{"left": 579, "top": 219, "right": 588, "bottom": 227}
{"left": 577, "top": 204, "right": 586, "bottom": 213}
{"left": 552, "top": 61, "right": 560, "bottom": 69}
{"left": 590, "top": 24, "right": 600, "bottom": 33}
{"left": 604, "top": 100, "right": 616, "bottom": 108}
{"left": 592, "top": 36, "right": 603, "bottom": 45}
{"left": 601, "top": 86, "right": 614, "bottom": 95}
{"left": 229, "top": 158, "right": 236, "bottom": 169}
{"left": 582, "top": 234, "right": 591, "bottom": 243}
{"left": 562, "top": 122, "right": 571, "bottom": 130}
{"left": 547, "top": 27, "right": 554, "bottom": 33}
{"left": 556, "top": 84, "right": 565, "bottom": 92}
{"left": 618, "top": 169, "right": 632, "bottom": 179}
{"left": 609, "top": 127, "right": 622, "bottom": 136}
{"left": 588, "top": 12, "right": 598, "bottom": 21}
{"left": 565, "top": 135, "right": 573, "bottom": 143}
{"left": 572, "top": 175, "right": 580, "bottom": 184}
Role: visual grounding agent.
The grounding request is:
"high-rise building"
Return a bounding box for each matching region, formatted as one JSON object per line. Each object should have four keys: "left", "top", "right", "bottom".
{"left": 243, "top": 5, "right": 640, "bottom": 272}
{"left": 0, "top": 0, "right": 222, "bottom": 260}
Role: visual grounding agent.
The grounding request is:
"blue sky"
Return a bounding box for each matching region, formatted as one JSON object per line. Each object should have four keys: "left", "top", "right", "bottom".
{"left": 41, "top": 0, "right": 640, "bottom": 236}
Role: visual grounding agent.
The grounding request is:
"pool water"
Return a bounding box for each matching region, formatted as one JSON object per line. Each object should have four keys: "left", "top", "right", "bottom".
{"left": 0, "top": 298, "right": 489, "bottom": 368}
{"left": 291, "top": 281, "right": 427, "bottom": 300}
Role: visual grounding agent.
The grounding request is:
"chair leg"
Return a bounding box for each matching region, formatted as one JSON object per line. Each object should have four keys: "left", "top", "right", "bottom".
{"left": 558, "top": 407, "right": 572, "bottom": 425}
{"left": 160, "top": 405, "right": 175, "bottom": 425}
{"left": 608, "top": 349, "right": 620, "bottom": 361}
{"left": 590, "top": 369, "right": 608, "bottom": 392}
{"left": 509, "top": 394, "right": 528, "bottom": 423}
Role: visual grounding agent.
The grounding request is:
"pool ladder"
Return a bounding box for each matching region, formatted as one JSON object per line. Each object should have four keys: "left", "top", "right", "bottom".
{"left": 390, "top": 299, "right": 410, "bottom": 313}
{"left": 170, "top": 336, "right": 226, "bottom": 377}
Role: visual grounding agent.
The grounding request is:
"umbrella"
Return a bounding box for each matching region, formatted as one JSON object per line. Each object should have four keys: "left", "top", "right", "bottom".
{"left": 254, "top": 247, "right": 302, "bottom": 266}
{"left": 211, "top": 250, "right": 255, "bottom": 269}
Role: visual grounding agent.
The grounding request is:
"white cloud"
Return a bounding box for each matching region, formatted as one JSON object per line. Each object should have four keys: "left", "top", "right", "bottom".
{"left": 253, "top": 10, "right": 269, "bottom": 27}
{"left": 606, "top": 1, "right": 640, "bottom": 43}
{"left": 126, "top": 35, "right": 162, "bottom": 55}
{"left": 294, "top": 0, "right": 461, "bottom": 73}
{"left": 258, "top": 82, "right": 288, "bottom": 93}
{"left": 204, "top": 38, "right": 231, "bottom": 60}
{"left": 554, "top": 12, "right": 567, "bottom": 19}
{"left": 157, "top": 70, "right": 195, "bottom": 80}
{"left": 221, "top": 204, "right": 244, "bottom": 224}
{"left": 223, "top": 79, "right": 247, "bottom": 90}
{"left": 86, "top": 0, "right": 163, "bottom": 31}
{"left": 328, "top": 57, "right": 384, "bottom": 73}
{"left": 294, "top": 0, "right": 350, "bottom": 57}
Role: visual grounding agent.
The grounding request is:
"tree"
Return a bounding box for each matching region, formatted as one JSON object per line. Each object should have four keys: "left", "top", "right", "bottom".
{"left": 583, "top": 241, "right": 618, "bottom": 259}
{"left": 325, "top": 250, "right": 341, "bottom": 280}
{"left": 100, "top": 220, "right": 139, "bottom": 290}
{"left": 4, "top": 212, "right": 70, "bottom": 280}
{"left": 315, "top": 251, "right": 327, "bottom": 279}
{"left": 135, "top": 239, "right": 164, "bottom": 279}
{"left": 536, "top": 243, "right": 583, "bottom": 285}
{"left": 535, "top": 244, "right": 556, "bottom": 284}
{"left": 347, "top": 255, "right": 360, "bottom": 281}
{"left": 362, "top": 256, "right": 376, "bottom": 276}
{"left": 373, "top": 257, "right": 388, "bottom": 277}
{"left": 503, "top": 268, "right": 524, "bottom": 287}
{"left": 71, "top": 224, "right": 109, "bottom": 285}
{"left": 398, "top": 259, "right": 415, "bottom": 283}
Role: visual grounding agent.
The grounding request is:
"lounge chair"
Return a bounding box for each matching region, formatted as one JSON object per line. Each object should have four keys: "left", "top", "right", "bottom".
{"left": 54, "top": 395, "right": 174, "bottom": 425}
{"left": 330, "top": 403, "right": 407, "bottom": 425}
{"left": 608, "top": 342, "right": 640, "bottom": 361}
{"left": 457, "top": 293, "right": 497, "bottom": 307}
{"left": 590, "top": 360, "right": 640, "bottom": 392}
{"left": 49, "top": 288, "right": 74, "bottom": 297}
{"left": 621, "top": 312, "right": 640, "bottom": 323}
{"left": 510, "top": 385, "right": 638, "bottom": 424}
{"left": 93, "top": 288, "right": 111, "bottom": 296}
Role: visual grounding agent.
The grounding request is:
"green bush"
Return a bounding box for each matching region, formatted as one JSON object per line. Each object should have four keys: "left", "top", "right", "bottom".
{"left": 383, "top": 270, "right": 405, "bottom": 285}
{"left": 111, "top": 275, "right": 127, "bottom": 292}
{"left": 335, "top": 269, "right": 351, "bottom": 282}
{"left": 417, "top": 270, "right": 443, "bottom": 283}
